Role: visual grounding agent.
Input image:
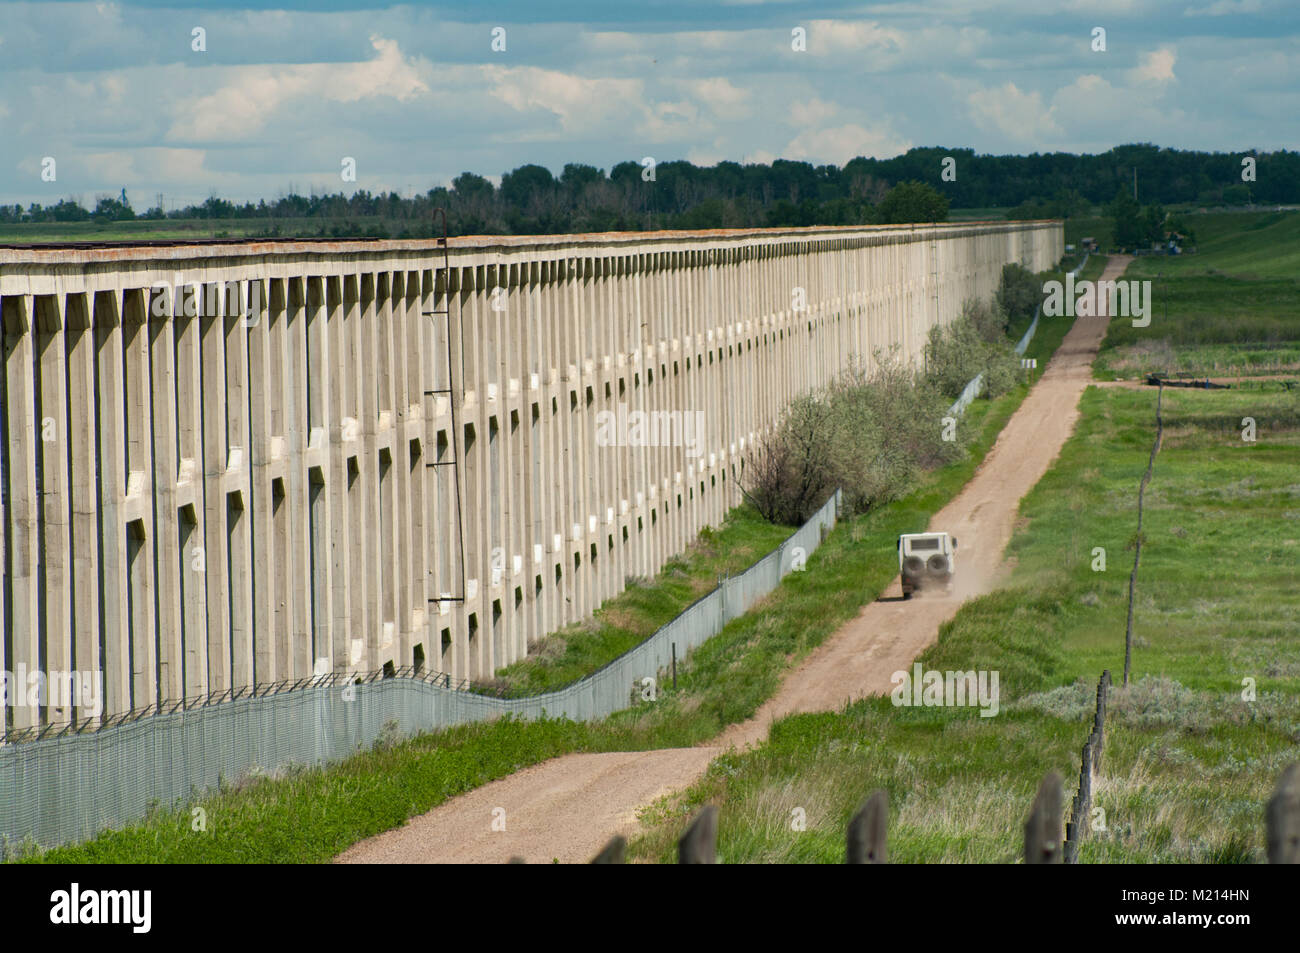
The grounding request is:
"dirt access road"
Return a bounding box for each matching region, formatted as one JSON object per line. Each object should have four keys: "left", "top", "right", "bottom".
{"left": 337, "top": 256, "right": 1133, "bottom": 865}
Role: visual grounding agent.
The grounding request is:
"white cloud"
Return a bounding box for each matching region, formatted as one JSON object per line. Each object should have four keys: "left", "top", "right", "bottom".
{"left": 808, "top": 19, "right": 906, "bottom": 56}
{"left": 966, "top": 82, "right": 1062, "bottom": 143}
{"left": 1185, "top": 0, "right": 1263, "bottom": 16}
{"left": 167, "top": 35, "right": 430, "bottom": 141}
{"left": 687, "top": 142, "right": 727, "bottom": 166}
{"left": 789, "top": 97, "right": 838, "bottom": 127}
{"left": 486, "top": 65, "right": 645, "bottom": 135}
{"left": 782, "top": 123, "right": 912, "bottom": 165}
{"left": 1129, "top": 48, "right": 1177, "bottom": 86}
{"left": 684, "top": 77, "right": 750, "bottom": 118}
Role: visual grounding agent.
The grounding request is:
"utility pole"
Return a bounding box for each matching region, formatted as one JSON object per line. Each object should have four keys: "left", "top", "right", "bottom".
{"left": 1133, "top": 167, "right": 1138, "bottom": 201}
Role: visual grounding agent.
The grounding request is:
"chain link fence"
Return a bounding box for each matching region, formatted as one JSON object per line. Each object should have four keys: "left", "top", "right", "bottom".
{"left": 1, "top": 491, "right": 841, "bottom": 853}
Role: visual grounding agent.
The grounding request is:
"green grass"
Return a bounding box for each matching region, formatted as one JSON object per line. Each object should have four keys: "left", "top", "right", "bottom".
{"left": 628, "top": 376, "right": 1300, "bottom": 863}
{"left": 478, "top": 508, "right": 791, "bottom": 696}
{"left": 19, "top": 361, "right": 1039, "bottom": 863}
{"left": 1094, "top": 275, "right": 1300, "bottom": 380}
{"left": 1124, "top": 210, "right": 1300, "bottom": 281}
{"left": 1093, "top": 213, "right": 1300, "bottom": 380}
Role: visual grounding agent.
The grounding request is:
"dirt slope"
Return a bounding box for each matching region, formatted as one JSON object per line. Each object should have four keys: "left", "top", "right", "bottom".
{"left": 337, "top": 257, "right": 1131, "bottom": 865}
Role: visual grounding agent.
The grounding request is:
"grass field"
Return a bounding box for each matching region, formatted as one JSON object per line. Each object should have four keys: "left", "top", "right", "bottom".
{"left": 630, "top": 382, "right": 1300, "bottom": 863}
{"left": 1095, "top": 212, "right": 1300, "bottom": 380}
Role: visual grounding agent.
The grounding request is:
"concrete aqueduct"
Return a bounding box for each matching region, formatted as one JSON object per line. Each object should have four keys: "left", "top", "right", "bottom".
{"left": 0, "top": 221, "right": 1061, "bottom": 734}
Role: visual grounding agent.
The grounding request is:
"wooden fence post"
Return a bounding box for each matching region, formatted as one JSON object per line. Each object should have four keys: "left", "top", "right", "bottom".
{"left": 1064, "top": 743, "right": 1093, "bottom": 864}
{"left": 591, "top": 836, "right": 626, "bottom": 864}
{"left": 679, "top": 805, "right": 719, "bottom": 864}
{"left": 1025, "top": 771, "right": 1064, "bottom": 864}
{"left": 1267, "top": 764, "right": 1300, "bottom": 864}
{"left": 1124, "top": 386, "right": 1163, "bottom": 686}
{"left": 1093, "top": 670, "right": 1110, "bottom": 771}
{"left": 846, "top": 790, "right": 888, "bottom": 864}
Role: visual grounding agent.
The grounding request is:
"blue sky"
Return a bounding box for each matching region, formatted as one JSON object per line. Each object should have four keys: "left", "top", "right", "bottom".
{"left": 1, "top": 0, "right": 1296, "bottom": 208}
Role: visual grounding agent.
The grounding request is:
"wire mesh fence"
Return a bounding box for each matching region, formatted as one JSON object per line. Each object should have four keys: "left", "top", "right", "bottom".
{"left": 0, "top": 490, "right": 841, "bottom": 853}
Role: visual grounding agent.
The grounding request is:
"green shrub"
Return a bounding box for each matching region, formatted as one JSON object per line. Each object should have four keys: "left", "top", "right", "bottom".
{"left": 995, "top": 262, "right": 1040, "bottom": 325}
{"left": 740, "top": 352, "right": 966, "bottom": 522}
{"left": 925, "top": 316, "right": 1023, "bottom": 400}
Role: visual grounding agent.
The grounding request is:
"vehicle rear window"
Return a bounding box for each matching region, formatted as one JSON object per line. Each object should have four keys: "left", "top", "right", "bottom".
{"left": 909, "top": 538, "right": 940, "bottom": 551}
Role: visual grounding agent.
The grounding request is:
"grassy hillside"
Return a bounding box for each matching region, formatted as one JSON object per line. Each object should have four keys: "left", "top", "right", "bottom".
{"left": 1129, "top": 210, "right": 1300, "bottom": 280}
{"left": 1095, "top": 211, "right": 1300, "bottom": 379}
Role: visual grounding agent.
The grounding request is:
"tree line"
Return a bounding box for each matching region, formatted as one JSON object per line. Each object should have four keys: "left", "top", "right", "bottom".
{"left": 2, "top": 143, "right": 1294, "bottom": 237}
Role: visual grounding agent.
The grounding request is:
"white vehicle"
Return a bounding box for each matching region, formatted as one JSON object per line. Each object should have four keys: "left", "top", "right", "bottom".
{"left": 897, "top": 532, "right": 957, "bottom": 599}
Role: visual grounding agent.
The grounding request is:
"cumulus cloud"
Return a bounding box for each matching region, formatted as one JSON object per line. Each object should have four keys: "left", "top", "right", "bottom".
{"left": 809, "top": 19, "right": 906, "bottom": 56}
{"left": 965, "top": 82, "right": 1062, "bottom": 143}
{"left": 1185, "top": 0, "right": 1263, "bottom": 15}
{"left": 684, "top": 77, "right": 751, "bottom": 117}
{"left": 789, "top": 97, "right": 838, "bottom": 127}
{"left": 1129, "top": 48, "right": 1177, "bottom": 86}
{"left": 782, "top": 123, "right": 912, "bottom": 165}
{"left": 486, "top": 65, "right": 645, "bottom": 135}
{"left": 167, "top": 35, "right": 430, "bottom": 141}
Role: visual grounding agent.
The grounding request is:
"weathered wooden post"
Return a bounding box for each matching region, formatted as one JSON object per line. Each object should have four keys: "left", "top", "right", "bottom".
{"left": 591, "top": 835, "right": 627, "bottom": 864}
{"left": 1267, "top": 764, "right": 1300, "bottom": 864}
{"left": 846, "top": 790, "right": 888, "bottom": 864}
{"left": 1025, "top": 771, "right": 1064, "bottom": 864}
{"left": 1093, "top": 670, "right": 1110, "bottom": 771}
{"left": 1064, "top": 743, "right": 1093, "bottom": 864}
{"left": 679, "top": 805, "right": 719, "bottom": 864}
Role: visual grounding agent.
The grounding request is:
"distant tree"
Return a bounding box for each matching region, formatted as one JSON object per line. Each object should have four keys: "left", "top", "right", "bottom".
{"left": 452, "top": 172, "right": 494, "bottom": 200}
{"left": 1164, "top": 214, "right": 1196, "bottom": 244}
{"left": 500, "top": 164, "right": 556, "bottom": 209}
{"left": 92, "top": 196, "right": 135, "bottom": 222}
{"left": 877, "top": 181, "right": 949, "bottom": 224}
{"left": 48, "top": 199, "right": 91, "bottom": 222}
{"left": 1107, "top": 187, "right": 1144, "bottom": 250}
{"left": 1222, "top": 183, "right": 1251, "bottom": 206}
{"left": 560, "top": 163, "right": 603, "bottom": 193}
{"left": 1139, "top": 202, "right": 1166, "bottom": 246}
{"left": 995, "top": 264, "right": 1039, "bottom": 325}
{"left": 199, "top": 195, "right": 235, "bottom": 219}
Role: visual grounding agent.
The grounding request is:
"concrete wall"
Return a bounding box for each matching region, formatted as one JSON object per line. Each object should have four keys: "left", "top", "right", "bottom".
{"left": 0, "top": 220, "right": 1061, "bottom": 731}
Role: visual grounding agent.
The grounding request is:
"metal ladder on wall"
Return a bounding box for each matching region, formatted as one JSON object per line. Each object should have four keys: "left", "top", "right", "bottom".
{"left": 929, "top": 228, "right": 940, "bottom": 328}
{"left": 423, "top": 208, "right": 467, "bottom": 607}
